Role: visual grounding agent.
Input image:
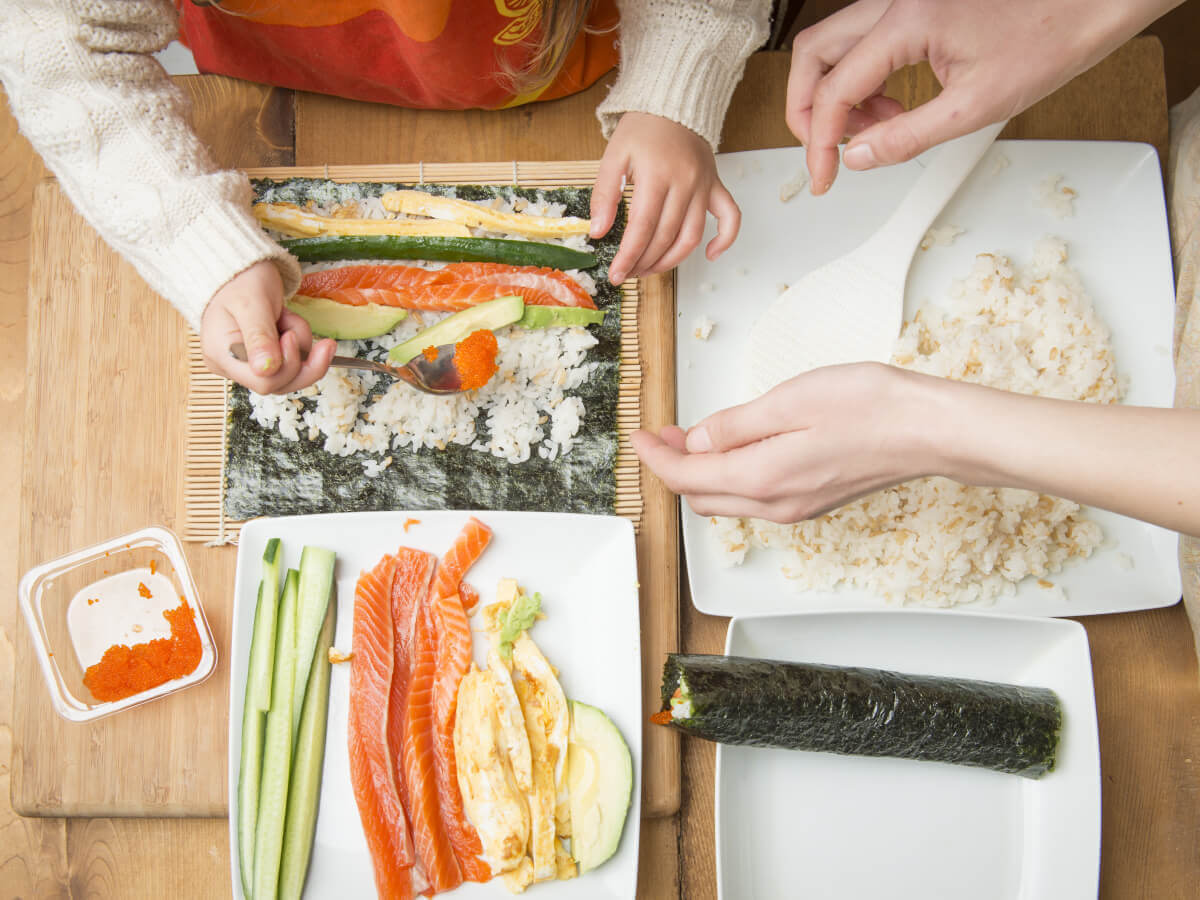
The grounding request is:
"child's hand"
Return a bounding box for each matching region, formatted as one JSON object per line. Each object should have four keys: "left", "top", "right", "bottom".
{"left": 200, "top": 260, "right": 336, "bottom": 394}
{"left": 591, "top": 112, "right": 740, "bottom": 284}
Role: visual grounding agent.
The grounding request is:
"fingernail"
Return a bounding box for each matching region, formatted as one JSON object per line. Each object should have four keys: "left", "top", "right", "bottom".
{"left": 843, "top": 143, "right": 877, "bottom": 169}
{"left": 686, "top": 426, "right": 712, "bottom": 453}
{"left": 610, "top": 269, "right": 625, "bottom": 284}
{"left": 255, "top": 355, "right": 274, "bottom": 373}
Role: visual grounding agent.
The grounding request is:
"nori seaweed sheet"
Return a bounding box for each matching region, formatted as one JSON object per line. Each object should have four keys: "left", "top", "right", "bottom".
{"left": 659, "top": 653, "right": 1062, "bottom": 779}
{"left": 223, "top": 179, "right": 625, "bottom": 518}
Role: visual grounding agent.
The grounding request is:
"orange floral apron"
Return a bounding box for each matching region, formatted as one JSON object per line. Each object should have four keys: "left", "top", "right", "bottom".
{"left": 175, "top": 0, "right": 619, "bottom": 109}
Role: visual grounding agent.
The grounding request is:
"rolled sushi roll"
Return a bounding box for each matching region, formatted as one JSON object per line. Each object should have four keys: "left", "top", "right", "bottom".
{"left": 654, "top": 654, "right": 1062, "bottom": 779}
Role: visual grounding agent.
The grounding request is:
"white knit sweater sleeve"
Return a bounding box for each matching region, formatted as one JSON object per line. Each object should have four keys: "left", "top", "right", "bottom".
{"left": 0, "top": 0, "right": 301, "bottom": 332}
{"left": 596, "top": 0, "right": 772, "bottom": 150}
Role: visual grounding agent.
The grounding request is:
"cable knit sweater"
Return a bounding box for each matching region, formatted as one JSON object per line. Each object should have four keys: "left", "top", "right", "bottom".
{"left": 0, "top": 0, "right": 770, "bottom": 332}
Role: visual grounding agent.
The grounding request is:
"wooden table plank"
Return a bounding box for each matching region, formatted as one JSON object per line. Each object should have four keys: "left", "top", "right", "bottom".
{"left": 0, "top": 87, "right": 69, "bottom": 898}
{"left": 680, "top": 38, "right": 1200, "bottom": 900}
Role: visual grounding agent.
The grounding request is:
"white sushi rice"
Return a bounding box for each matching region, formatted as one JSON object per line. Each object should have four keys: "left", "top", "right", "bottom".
{"left": 714, "top": 237, "right": 1120, "bottom": 607}
{"left": 250, "top": 190, "right": 603, "bottom": 469}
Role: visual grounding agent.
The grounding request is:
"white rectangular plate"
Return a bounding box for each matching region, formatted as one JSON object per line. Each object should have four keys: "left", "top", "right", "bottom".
{"left": 677, "top": 141, "right": 1180, "bottom": 616}
{"left": 228, "top": 510, "right": 641, "bottom": 899}
{"left": 716, "top": 612, "right": 1100, "bottom": 900}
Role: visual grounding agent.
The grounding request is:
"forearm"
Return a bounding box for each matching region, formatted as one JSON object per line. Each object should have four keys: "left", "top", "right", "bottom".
{"left": 597, "top": 0, "right": 771, "bottom": 149}
{"left": 923, "top": 376, "right": 1200, "bottom": 536}
{"left": 0, "top": 0, "right": 299, "bottom": 331}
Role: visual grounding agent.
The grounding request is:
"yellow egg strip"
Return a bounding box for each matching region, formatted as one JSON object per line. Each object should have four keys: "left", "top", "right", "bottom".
{"left": 381, "top": 190, "right": 591, "bottom": 238}
{"left": 253, "top": 202, "right": 472, "bottom": 238}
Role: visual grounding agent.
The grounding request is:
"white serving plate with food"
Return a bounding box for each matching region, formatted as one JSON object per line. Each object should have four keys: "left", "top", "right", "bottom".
{"left": 677, "top": 141, "right": 1180, "bottom": 617}
{"left": 227, "top": 510, "right": 641, "bottom": 899}
{"left": 715, "top": 611, "right": 1099, "bottom": 900}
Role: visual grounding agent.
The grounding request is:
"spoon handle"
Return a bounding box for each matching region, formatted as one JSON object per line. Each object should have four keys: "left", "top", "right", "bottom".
{"left": 228, "top": 342, "right": 392, "bottom": 376}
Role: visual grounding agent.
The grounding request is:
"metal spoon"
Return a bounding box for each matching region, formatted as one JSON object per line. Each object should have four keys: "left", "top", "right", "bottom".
{"left": 228, "top": 341, "right": 465, "bottom": 394}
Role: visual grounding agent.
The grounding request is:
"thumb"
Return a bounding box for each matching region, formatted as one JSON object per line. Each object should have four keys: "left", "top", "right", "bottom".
{"left": 843, "top": 89, "right": 989, "bottom": 169}
{"left": 685, "top": 392, "right": 790, "bottom": 454}
{"left": 590, "top": 145, "right": 628, "bottom": 239}
{"left": 232, "top": 298, "right": 284, "bottom": 376}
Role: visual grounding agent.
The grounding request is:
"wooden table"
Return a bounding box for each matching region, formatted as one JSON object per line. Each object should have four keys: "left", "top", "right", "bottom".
{"left": 3, "top": 41, "right": 1198, "bottom": 899}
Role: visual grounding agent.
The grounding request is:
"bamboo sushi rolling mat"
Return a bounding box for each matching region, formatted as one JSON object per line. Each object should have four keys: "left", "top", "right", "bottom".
{"left": 183, "top": 161, "right": 643, "bottom": 544}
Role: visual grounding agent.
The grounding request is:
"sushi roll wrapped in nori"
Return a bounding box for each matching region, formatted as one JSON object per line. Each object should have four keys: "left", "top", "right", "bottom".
{"left": 656, "top": 654, "right": 1061, "bottom": 779}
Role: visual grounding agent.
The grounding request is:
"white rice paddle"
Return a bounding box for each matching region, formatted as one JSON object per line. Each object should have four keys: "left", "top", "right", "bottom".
{"left": 748, "top": 122, "right": 1006, "bottom": 395}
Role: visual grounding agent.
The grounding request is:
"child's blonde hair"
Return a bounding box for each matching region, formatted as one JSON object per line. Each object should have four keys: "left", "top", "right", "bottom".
{"left": 498, "top": 0, "right": 602, "bottom": 97}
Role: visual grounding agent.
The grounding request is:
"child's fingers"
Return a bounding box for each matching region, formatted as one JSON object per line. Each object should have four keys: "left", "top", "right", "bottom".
{"left": 644, "top": 197, "right": 707, "bottom": 275}
{"left": 275, "top": 337, "right": 337, "bottom": 394}
{"left": 626, "top": 188, "right": 690, "bottom": 277}
{"left": 590, "top": 149, "right": 628, "bottom": 239}
{"left": 609, "top": 178, "right": 668, "bottom": 284}
{"left": 704, "top": 183, "right": 741, "bottom": 260}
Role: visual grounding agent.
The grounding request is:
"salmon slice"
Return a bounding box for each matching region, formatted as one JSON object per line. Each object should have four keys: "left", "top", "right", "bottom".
{"left": 430, "top": 518, "right": 494, "bottom": 883}
{"left": 459, "top": 582, "right": 480, "bottom": 616}
{"left": 441, "top": 263, "right": 594, "bottom": 309}
{"left": 403, "top": 590, "right": 464, "bottom": 893}
{"left": 348, "top": 554, "right": 415, "bottom": 900}
{"left": 385, "top": 549, "right": 438, "bottom": 877}
{"left": 298, "top": 263, "right": 596, "bottom": 311}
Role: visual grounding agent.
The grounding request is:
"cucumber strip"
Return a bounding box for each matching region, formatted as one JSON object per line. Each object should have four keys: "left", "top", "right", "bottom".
{"left": 291, "top": 546, "right": 337, "bottom": 739}
{"left": 237, "top": 539, "right": 285, "bottom": 896}
{"left": 277, "top": 597, "right": 337, "bottom": 900}
{"left": 249, "top": 539, "right": 284, "bottom": 711}
{"left": 658, "top": 654, "right": 1062, "bottom": 779}
{"left": 253, "top": 569, "right": 300, "bottom": 900}
{"left": 279, "top": 234, "right": 597, "bottom": 270}
{"left": 237, "top": 698, "right": 265, "bottom": 898}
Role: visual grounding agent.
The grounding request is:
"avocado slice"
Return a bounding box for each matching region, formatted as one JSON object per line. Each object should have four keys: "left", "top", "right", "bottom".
{"left": 387, "top": 295, "right": 524, "bottom": 365}
{"left": 285, "top": 294, "right": 407, "bottom": 340}
{"left": 516, "top": 306, "right": 605, "bottom": 329}
{"left": 567, "top": 700, "right": 632, "bottom": 874}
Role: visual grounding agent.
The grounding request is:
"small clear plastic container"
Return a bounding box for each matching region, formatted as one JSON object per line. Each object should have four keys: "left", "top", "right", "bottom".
{"left": 19, "top": 525, "right": 217, "bottom": 722}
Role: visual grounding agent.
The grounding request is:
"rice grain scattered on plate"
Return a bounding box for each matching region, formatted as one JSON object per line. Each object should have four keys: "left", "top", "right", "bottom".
{"left": 718, "top": 237, "right": 1119, "bottom": 606}
{"left": 1034, "top": 174, "right": 1077, "bottom": 218}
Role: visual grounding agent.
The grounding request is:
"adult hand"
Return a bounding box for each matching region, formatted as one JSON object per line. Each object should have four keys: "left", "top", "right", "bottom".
{"left": 632, "top": 363, "right": 948, "bottom": 522}
{"left": 591, "top": 112, "right": 740, "bottom": 284}
{"left": 788, "top": 0, "right": 1180, "bottom": 194}
{"left": 200, "top": 259, "right": 336, "bottom": 394}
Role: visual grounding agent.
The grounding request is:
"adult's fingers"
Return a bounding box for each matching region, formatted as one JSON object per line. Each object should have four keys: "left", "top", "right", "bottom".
{"left": 685, "top": 387, "right": 798, "bottom": 454}
{"left": 806, "top": 20, "right": 911, "bottom": 193}
{"left": 843, "top": 87, "right": 991, "bottom": 169}
{"left": 609, "top": 177, "right": 668, "bottom": 284}
{"left": 627, "top": 187, "right": 690, "bottom": 277}
{"left": 703, "top": 183, "right": 740, "bottom": 261}
{"left": 787, "top": 0, "right": 892, "bottom": 144}
{"left": 590, "top": 147, "right": 627, "bottom": 240}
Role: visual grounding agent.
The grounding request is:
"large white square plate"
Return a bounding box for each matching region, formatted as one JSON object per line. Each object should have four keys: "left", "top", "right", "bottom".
{"left": 716, "top": 611, "right": 1099, "bottom": 900}
{"left": 228, "top": 511, "right": 641, "bottom": 899}
{"left": 677, "top": 142, "right": 1181, "bottom": 616}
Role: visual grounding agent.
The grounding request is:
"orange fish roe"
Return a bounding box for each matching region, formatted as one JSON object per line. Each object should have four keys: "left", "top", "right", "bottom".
{"left": 453, "top": 329, "right": 499, "bottom": 390}
{"left": 137, "top": 581, "right": 152, "bottom": 599}
{"left": 421, "top": 345, "right": 439, "bottom": 362}
{"left": 82, "top": 600, "right": 203, "bottom": 702}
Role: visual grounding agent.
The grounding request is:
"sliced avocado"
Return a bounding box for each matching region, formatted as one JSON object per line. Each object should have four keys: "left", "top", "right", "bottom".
{"left": 388, "top": 295, "right": 524, "bottom": 365}
{"left": 516, "top": 306, "right": 605, "bottom": 329}
{"left": 285, "top": 294, "right": 407, "bottom": 340}
{"left": 567, "top": 700, "right": 632, "bottom": 874}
